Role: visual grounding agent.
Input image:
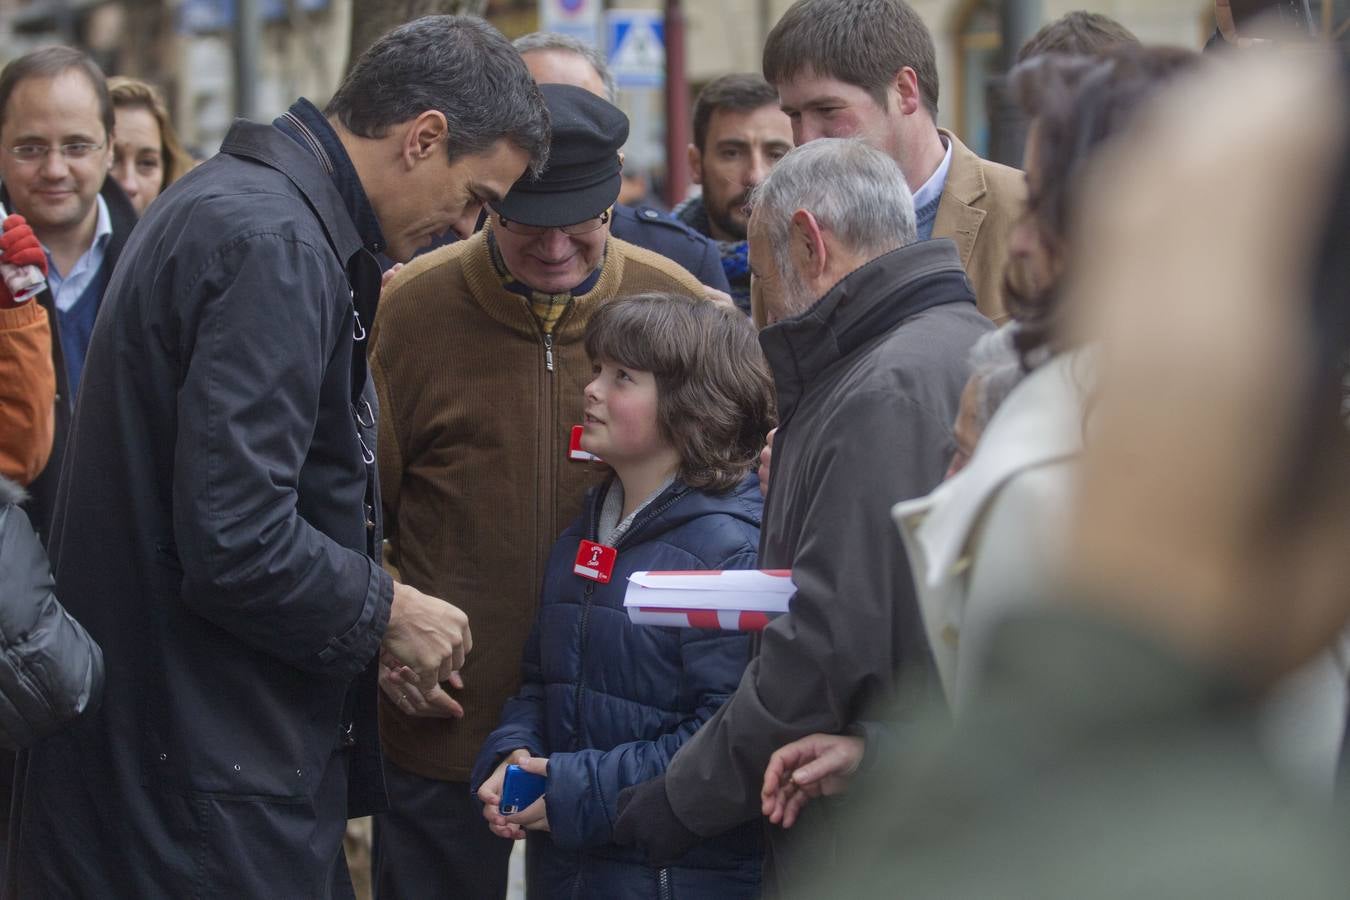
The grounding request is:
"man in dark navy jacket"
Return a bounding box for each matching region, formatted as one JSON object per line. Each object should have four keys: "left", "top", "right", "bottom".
{"left": 6, "top": 17, "right": 545, "bottom": 898}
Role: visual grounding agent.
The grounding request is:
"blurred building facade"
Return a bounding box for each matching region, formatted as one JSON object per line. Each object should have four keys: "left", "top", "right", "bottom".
{"left": 0, "top": 0, "right": 352, "bottom": 157}
{"left": 0, "top": 0, "right": 1344, "bottom": 167}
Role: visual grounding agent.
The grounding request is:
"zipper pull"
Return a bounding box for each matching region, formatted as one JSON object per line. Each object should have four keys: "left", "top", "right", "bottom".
{"left": 544, "top": 333, "right": 555, "bottom": 372}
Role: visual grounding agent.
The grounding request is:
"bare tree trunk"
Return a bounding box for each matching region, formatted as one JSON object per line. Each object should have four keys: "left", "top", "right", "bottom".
{"left": 347, "top": 0, "right": 491, "bottom": 73}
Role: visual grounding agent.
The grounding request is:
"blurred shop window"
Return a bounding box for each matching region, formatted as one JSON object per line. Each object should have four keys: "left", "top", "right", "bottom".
{"left": 1310, "top": 0, "right": 1350, "bottom": 42}
{"left": 954, "top": 0, "right": 999, "bottom": 158}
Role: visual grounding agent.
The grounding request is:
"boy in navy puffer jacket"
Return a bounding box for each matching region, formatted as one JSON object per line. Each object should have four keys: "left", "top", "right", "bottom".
{"left": 470, "top": 293, "right": 775, "bottom": 898}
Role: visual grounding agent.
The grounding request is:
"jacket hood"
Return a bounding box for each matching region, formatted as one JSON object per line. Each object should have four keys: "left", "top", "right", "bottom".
{"left": 759, "top": 238, "right": 976, "bottom": 424}
{"left": 584, "top": 471, "right": 762, "bottom": 548}
{"left": 0, "top": 475, "right": 24, "bottom": 507}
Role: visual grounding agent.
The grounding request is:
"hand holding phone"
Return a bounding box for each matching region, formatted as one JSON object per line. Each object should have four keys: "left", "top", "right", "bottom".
{"left": 500, "top": 763, "right": 547, "bottom": 815}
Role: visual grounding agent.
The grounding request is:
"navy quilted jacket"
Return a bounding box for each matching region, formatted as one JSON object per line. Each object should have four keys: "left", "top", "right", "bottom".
{"left": 472, "top": 474, "right": 763, "bottom": 898}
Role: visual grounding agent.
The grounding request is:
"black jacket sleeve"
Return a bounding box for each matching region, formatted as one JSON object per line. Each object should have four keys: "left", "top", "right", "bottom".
{"left": 171, "top": 232, "right": 392, "bottom": 679}
{"left": 0, "top": 500, "right": 104, "bottom": 750}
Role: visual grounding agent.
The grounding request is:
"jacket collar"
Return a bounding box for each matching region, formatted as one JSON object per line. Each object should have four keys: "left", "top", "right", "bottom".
{"left": 893, "top": 350, "right": 1091, "bottom": 591}
{"left": 932, "top": 129, "right": 988, "bottom": 272}
{"left": 273, "top": 99, "right": 387, "bottom": 256}
{"left": 583, "top": 472, "right": 762, "bottom": 548}
{"left": 219, "top": 117, "right": 365, "bottom": 268}
{"left": 759, "top": 238, "right": 975, "bottom": 422}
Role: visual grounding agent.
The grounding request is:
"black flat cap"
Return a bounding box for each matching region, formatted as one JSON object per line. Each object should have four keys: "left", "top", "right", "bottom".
{"left": 493, "top": 83, "right": 630, "bottom": 228}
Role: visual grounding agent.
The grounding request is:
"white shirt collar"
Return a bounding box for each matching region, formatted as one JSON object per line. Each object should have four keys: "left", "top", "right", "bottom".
{"left": 91, "top": 192, "right": 113, "bottom": 247}
{"left": 911, "top": 134, "right": 953, "bottom": 212}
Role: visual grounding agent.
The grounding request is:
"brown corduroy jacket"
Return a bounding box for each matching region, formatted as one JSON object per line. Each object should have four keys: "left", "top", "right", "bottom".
{"left": 370, "top": 229, "right": 706, "bottom": 782}
{"left": 934, "top": 129, "right": 1026, "bottom": 323}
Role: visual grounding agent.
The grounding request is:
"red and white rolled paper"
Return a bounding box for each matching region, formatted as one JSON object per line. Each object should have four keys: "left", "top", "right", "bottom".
{"left": 0, "top": 202, "right": 46, "bottom": 303}
{"left": 623, "top": 569, "right": 794, "bottom": 631}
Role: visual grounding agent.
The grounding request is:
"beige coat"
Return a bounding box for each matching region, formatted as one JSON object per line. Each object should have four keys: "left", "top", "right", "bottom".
{"left": 933, "top": 129, "right": 1026, "bottom": 323}
{"left": 894, "top": 352, "right": 1350, "bottom": 800}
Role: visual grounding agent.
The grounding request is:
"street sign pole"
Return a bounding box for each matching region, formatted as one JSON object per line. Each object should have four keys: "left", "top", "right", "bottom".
{"left": 663, "top": 0, "right": 688, "bottom": 207}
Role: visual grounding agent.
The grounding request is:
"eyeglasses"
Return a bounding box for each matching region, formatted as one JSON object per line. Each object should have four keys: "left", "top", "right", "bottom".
{"left": 5, "top": 141, "right": 106, "bottom": 163}
{"left": 495, "top": 208, "right": 611, "bottom": 237}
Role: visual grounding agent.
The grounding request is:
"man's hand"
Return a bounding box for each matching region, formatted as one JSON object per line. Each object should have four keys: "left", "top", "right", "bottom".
{"left": 757, "top": 428, "right": 776, "bottom": 496}
{"left": 381, "top": 581, "right": 472, "bottom": 694}
{"left": 381, "top": 263, "right": 404, "bottom": 292}
{"left": 761, "top": 733, "right": 864, "bottom": 829}
{"left": 378, "top": 654, "right": 464, "bottom": 718}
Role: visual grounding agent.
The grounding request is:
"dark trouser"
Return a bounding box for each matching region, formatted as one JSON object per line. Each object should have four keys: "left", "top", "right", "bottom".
{"left": 372, "top": 760, "right": 514, "bottom": 900}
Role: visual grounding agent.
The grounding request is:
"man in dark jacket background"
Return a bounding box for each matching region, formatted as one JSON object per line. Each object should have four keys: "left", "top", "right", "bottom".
{"left": 675, "top": 73, "right": 794, "bottom": 316}
{"left": 0, "top": 47, "right": 138, "bottom": 538}
{"left": 613, "top": 138, "right": 991, "bottom": 890}
{"left": 7, "top": 17, "right": 548, "bottom": 898}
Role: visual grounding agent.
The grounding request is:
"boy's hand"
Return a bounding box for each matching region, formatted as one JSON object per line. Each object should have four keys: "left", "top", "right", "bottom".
{"left": 503, "top": 754, "right": 551, "bottom": 833}
{"left": 478, "top": 749, "right": 541, "bottom": 840}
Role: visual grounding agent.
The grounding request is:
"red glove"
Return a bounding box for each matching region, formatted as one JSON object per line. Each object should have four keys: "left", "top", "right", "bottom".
{"left": 0, "top": 214, "right": 48, "bottom": 309}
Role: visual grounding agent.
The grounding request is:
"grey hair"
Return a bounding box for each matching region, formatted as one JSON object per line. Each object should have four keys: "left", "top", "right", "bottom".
{"left": 966, "top": 325, "right": 1027, "bottom": 431}
{"left": 513, "top": 31, "right": 617, "bottom": 103}
{"left": 750, "top": 138, "right": 916, "bottom": 279}
{"left": 326, "top": 16, "right": 551, "bottom": 177}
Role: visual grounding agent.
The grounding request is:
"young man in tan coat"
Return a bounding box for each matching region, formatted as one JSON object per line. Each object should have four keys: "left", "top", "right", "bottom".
{"left": 369, "top": 83, "right": 707, "bottom": 900}
{"left": 762, "top": 0, "right": 1024, "bottom": 321}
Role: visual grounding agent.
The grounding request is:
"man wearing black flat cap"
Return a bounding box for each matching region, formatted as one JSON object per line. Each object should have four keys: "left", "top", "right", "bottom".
{"left": 367, "top": 83, "right": 708, "bottom": 900}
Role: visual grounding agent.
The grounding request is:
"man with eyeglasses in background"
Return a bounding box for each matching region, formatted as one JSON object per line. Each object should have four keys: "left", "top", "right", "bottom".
{"left": 0, "top": 47, "right": 137, "bottom": 538}
{"left": 368, "top": 83, "right": 707, "bottom": 899}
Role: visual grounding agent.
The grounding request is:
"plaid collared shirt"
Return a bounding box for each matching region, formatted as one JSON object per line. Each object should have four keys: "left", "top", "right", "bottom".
{"left": 487, "top": 232, "right": 603, "bottom": 334}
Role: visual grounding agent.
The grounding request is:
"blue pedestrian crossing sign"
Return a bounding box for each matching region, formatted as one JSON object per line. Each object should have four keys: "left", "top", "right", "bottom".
{"left": 607, "top": 10, "right": 665, "bottom": 89}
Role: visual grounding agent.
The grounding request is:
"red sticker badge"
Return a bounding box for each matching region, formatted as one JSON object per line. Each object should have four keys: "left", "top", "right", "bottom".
{"left": 573, "top": 539, "right": 617, "bottom": 583}
{"left": 569, "top": 425, "right": 603, "bottom": 462}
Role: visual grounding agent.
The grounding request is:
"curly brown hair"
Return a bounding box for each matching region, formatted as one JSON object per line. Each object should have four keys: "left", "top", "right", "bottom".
{"left": 584, "top": 294, "right": 776, "bottom": 493}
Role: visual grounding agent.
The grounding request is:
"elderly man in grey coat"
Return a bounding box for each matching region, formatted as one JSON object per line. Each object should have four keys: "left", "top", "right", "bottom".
{"left": 614, "top": 138, "right": 992, "bottom": 890}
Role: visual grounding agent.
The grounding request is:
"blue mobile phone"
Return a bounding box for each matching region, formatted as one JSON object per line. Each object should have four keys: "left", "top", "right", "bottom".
{"left": 500, "top": 764, "right": 547, "bottom": 815}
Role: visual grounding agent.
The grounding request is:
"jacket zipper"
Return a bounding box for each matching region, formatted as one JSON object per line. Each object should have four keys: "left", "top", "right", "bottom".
{"left": 657, "top": 867, "right": 672, "bottom": 900}
{"left": 571, "top": 485, "right": 691, "bottom": 751}
{"left": 571, "top": 580, "right": 596, "bottom": 750}
{"left": 543, "top": 332, "right": 554, "bottom": 372}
